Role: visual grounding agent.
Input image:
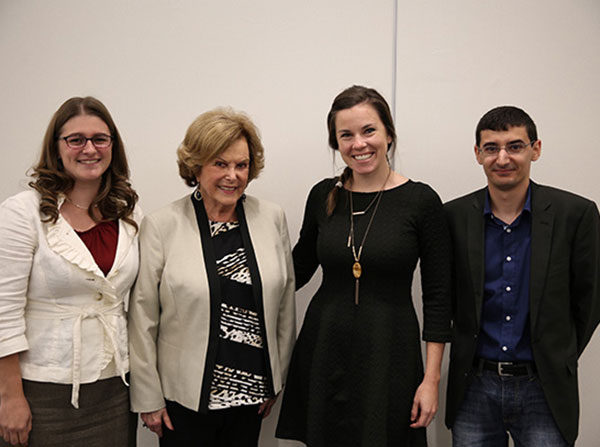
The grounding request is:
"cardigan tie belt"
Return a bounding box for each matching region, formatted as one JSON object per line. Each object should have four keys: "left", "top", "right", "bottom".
{"left": 25, "top": 299, "right": 127, "bottom": 408}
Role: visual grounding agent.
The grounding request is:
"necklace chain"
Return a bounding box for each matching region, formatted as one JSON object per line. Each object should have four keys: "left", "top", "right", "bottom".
{"left": 347, "top": 168, "right": 391, "bottom": 305}
{"left": 351, "top": 192, "right": 380, "bottom": 216}
{"left": 65, "top": 196, "right": 97, "bottom": 210}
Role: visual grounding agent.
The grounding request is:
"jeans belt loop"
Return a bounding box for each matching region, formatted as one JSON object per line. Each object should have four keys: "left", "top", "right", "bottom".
{"left": 474, "top": 358, "right": 483, "bottom": 376}
{"left": 526, "top": 363, "right": 536, "bottom": 380}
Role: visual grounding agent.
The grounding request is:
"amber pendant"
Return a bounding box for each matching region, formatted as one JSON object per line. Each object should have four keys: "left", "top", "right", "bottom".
{"left": 352, "top": 261, "right": 362, "bottom": 279}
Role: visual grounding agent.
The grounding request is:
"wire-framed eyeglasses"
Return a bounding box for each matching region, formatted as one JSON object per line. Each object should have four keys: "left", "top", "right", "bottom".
{"left": 478, "top": 140, "right": 536, "bottom": 157}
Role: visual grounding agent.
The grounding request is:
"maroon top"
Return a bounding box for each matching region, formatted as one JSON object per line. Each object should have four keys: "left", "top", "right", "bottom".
{"left": 76, "top": 220, "right": 119, "bottom": 276}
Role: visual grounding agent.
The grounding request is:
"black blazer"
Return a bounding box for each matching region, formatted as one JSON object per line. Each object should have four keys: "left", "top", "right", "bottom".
{"left": 444, "top": 181, "right": 600, "bottom": 444}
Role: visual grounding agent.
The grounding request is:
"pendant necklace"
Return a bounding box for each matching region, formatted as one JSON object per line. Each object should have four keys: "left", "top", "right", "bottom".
{"left": 351, "top": 191, "right": 380, "bottom": 216}
{"left": 347, "top": 168, "right": 391, "bottom": 305}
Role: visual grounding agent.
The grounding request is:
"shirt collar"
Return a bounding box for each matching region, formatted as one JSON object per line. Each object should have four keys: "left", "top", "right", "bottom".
{"left": 484, "top": 185, "right": 532, "bottom": 217}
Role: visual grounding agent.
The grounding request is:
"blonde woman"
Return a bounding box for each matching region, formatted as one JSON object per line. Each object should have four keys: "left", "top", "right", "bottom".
{"left": 129, "top": 108, "right": 295, "bottom": 446}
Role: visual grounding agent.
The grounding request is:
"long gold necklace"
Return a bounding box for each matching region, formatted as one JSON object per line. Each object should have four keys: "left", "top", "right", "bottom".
{"left": 347, "top": 168, "right": 391, "bottom": 305}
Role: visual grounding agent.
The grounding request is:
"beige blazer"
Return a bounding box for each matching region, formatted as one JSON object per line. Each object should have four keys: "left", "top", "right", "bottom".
{"left": 128, "top": 194, "right": 296, "bottom": 413}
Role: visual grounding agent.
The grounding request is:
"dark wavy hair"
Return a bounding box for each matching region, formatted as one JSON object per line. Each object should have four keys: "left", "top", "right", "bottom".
{"left": 325, "top": 85, "right": 396, "bottom": 215}
{"left": 29, "top": 96, "right": 138, "bottom": 230}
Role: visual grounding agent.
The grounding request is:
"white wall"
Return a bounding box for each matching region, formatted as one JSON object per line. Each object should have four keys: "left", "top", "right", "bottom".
{"left": 0, "top": 1, "right": 394, "bottom": 446}
{"left": 1, "top": 0, "right": 599, "bottom": 446}
{"left": 396, "top": 1, "right": 600, "bottom": 446}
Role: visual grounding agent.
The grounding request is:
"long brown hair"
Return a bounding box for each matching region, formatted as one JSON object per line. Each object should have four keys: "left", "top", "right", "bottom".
{"left": 29, "top": 96, "right": 138, "bottom": 230}
{"left": 325, "top": 86, "right": 396, "bottom": 215}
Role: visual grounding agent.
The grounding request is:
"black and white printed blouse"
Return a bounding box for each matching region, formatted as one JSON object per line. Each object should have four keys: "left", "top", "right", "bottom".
{"left": 208, "top": 220, "right": 269, "bottom": 410}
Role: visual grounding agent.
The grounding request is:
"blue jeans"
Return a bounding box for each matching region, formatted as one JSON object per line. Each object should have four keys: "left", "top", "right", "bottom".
{"left": 452, "top": 368, "right": 571, "bottom": 447}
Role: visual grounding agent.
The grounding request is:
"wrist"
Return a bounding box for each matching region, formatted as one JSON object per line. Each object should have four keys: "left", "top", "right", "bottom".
{"left": 0, "top": 386, "right": 26, "bottom": 401}
{"left": 422, "top": 373, "right": 441, "bottom": 385}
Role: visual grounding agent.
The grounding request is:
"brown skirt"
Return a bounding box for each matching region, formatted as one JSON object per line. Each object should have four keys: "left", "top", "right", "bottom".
{"left": 0, "top": 377, "right": 137, "bottom": 447}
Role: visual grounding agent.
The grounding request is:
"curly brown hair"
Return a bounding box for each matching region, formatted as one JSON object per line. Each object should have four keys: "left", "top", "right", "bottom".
{"left": 29, "top": 96, "right": 138, "bottom": 230}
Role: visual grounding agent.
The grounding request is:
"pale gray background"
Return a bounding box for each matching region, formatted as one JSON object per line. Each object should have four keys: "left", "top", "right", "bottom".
{"left": 1, "top": 1, "right": 598, "bottom": 446}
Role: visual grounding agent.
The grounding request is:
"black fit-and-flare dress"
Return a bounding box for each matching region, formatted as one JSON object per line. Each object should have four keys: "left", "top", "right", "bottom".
{"left": 276, "top": 178, "right": 452, "bottom": 447}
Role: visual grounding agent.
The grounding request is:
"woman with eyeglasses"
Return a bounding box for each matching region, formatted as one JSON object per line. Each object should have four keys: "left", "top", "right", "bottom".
{"left": 0, "top": 97, "right": 140, "bottom": 447}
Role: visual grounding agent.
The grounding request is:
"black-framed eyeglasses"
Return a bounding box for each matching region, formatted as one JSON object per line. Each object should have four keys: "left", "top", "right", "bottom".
{"left": 478, "top": 140, "right": 536, "bottom": 157}
{"left": 58, "top": 133, "right": 113, "bottom": 149}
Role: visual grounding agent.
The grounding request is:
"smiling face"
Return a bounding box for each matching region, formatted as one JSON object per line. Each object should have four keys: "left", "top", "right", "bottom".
{"left": 58, "top": 114, "right": 112, "bottom": 188}
{"left": 335, "top": 103, "right": 392, "bottom": 179}
{"left": 475, "top": 125, "right": 541, "bottom": 193}
{"left": 196, "top": 137, "right": 250, "bottom": 219}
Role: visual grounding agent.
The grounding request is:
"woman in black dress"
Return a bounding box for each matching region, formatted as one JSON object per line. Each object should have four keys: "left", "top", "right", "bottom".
{"left": 276, "top": 86, "right": 452, "bottom": 446}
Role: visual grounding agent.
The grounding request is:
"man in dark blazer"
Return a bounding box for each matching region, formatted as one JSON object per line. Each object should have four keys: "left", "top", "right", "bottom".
{"left": 445, "top": 105, "right": 600, "bottom": 446}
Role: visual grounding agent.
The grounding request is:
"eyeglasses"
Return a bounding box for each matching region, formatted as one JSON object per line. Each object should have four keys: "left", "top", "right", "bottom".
{"left": 478, "top": 141, "right": 536, "bottom": 157}
{"left": 58, "top": 134, "right": 113, "bottom": 149}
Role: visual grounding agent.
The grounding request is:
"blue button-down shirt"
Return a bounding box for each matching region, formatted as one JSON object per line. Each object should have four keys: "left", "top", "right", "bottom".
{"left": 476, "top": 187, "right": 534, "bottom": 362}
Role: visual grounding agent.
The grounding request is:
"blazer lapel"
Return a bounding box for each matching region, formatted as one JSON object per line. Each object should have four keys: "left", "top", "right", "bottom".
{"left": 529, "top": 183, "right": 554, "bottom": 332}
{"left": 467, "top": 190, "right": 486, "bottom": 326}
{"left": 236, "top": 198, "right": 276, "bottom": 396}
{"left": 108, "top": 218, "right": 137, "bottom": 278}
{"left": 190, "top": 193, "right": 223, "bottom": 413}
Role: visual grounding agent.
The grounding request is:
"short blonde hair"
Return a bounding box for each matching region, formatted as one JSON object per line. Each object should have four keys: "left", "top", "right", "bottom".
{"left": 177, "top": 108, "right": 265, "bottom": 187}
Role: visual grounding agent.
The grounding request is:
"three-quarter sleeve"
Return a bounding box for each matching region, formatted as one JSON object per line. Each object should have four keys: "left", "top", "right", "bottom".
{"left": 416, "top": 185, "right": 452, "bottom": 342}
{"left": 0, "top": 195, "right": 37, "bottom": 358}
